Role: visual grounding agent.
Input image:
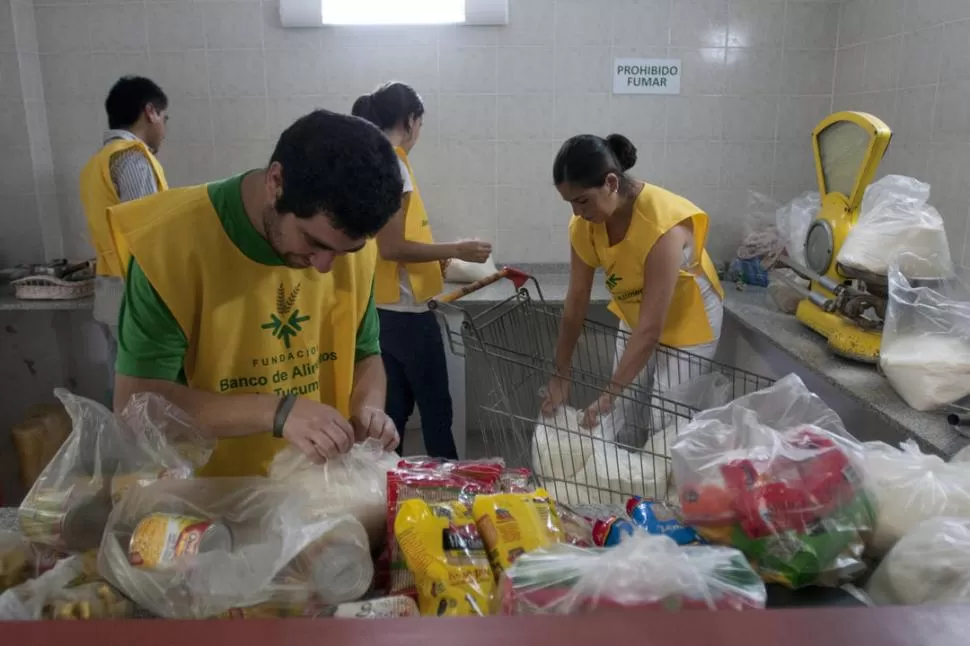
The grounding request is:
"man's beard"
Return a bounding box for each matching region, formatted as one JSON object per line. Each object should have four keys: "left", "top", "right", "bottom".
{"left": 261, "top": 208, "right": 310, "bottom": 269}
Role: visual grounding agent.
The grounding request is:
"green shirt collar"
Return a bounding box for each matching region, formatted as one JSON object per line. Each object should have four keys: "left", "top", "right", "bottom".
{"left": 206, "top": 172, "right": 286, "bottom": 266}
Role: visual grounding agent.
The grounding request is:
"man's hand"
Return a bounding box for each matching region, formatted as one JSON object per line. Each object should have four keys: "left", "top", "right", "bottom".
{"left": 455, "top": 240, "right": 492, "bottom": 263}
{"left": 581, "top": 392, "right": 615, "bottom": 429}
{"left": 281, "top": 399, "right": 355, "bottom": 463}
{"left": 351, "top": 405, "right": 400, "bottom": 451}
{"left": 540, "top": 375, "right": 570, "bottom": 416}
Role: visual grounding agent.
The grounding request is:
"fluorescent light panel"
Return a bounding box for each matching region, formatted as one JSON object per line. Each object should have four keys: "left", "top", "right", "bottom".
{"left": 321, "top": 0, "right": 465, "bottom": 25}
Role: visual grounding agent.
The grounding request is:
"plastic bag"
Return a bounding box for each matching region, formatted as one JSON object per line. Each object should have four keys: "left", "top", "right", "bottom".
{"left": 531, "top": 406, "right": 597, "bottom": 483}
{"left": 98, "top": 477, "right": 356, "bottom": 618}
{"left": 445, "top": 256, "right": 498, "bottom": 283}
{"left": 737, "top": 192, "right": 783, "bottom": 261}
{"left": 495, "top": 533, "right": 765, "bottom": 615}
{"left": 670, "top": 374, "right": 874, "bottom": 588}
{"left": 775, "top": 191, "right": 820, "bottom": 267}
{"left": 862, "top": 440, "right": 970, "bottom": 557}
{"left": 867, "top": 517, "right": 970, "bottom": 605}
{"left": 0, "top": 550, "right": 133, "bottom": 620}
{"left": 0, "top": 532, "right": 33, "bottom": 592}
{"left": 18, "top": 390, "right": 213, "bottom": 552}
{"left": 268, "top": 439, "right": 399, "bottom": 547}
{"left": 880, "top": 251, "right": 970, "bottom": 411}
{"left": 839, "top": 175, "right": 948, "bottom": 275}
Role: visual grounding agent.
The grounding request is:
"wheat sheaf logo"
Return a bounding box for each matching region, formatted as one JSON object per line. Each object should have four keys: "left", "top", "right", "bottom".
{"left": 261, "top": 283, "right": 310, "bottom": 349}
{"left": 605, "top": 273, "right": 622, "bottom": 290}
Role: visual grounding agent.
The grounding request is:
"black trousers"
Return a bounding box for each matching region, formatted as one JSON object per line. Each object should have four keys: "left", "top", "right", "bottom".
{"left": 378, "top": 309, "right": 458, "bottom": 459}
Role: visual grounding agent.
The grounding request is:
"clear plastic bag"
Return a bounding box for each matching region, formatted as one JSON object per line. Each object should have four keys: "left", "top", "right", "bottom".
{"left": 880, "top": 251, "right": 970, "bottom": 411}
{"left": 18, "top": 390, "right": 213, "bottom": 552}
{"left": 775, "top": 191, "right": 820, "bottom": 267}
{"left": 867, "top": 517, "right": 970, "bottom": 606}
{"left": 495, "top": 533, "right": 766, "bottom": 615}
{"left": 98, "top": 477, "right": 362, "bottom": 618}
{"left": 839, "top": 175, "right": 947, "bottom": 275}
{"left": 862, "top": 440, "right": 970, "bottom": 557}
{"left": 670, "top": 374, "right": 874, "bottom": 588}
{"left": 738, "top": 192, "right": 783, "bottom": 261}
{"left": 445, "top": 256, "right": 498, "bottom": 283}
{"left": 268, "top": 439, "right": 399, "bottom": 547}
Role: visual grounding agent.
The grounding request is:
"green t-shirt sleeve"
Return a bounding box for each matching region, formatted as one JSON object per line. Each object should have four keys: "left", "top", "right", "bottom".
{"left": 354, "top": 282, "right": 381, "bottom": 363}
{"left": 115, "top": 257, "right": 188, "bottom": 383}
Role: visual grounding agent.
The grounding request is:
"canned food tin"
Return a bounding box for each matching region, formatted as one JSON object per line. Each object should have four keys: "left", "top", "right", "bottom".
{"left": 19, "top": 486, "right": 112, "bottom": 552}
{"left": 128, "top": 513, "right": 231, "bottom": 569}
{"left": 304, "top": 540, "right": 374, "bottom": 605}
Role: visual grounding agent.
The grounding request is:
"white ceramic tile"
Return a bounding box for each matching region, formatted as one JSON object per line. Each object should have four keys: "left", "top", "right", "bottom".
{"left": 727, "top": 0, "right": 785, "bottom": 48}
{"left": 665, "top": 95, "right": 722, "bottom": 139}
{"left": 34, "top": 6, "right": 90, "bottom": 54}
{"left": 210, "top": 142, "right": 274, "bottom": 178}
{"left": 777, "top": 95, "right": 831, "bottom": 142}
{"left": 665, "top": 140, "right": 721, "bottom": 188}
{"left": 320, "top": 47, "right": 386, "bottom": 96}
{"left": 211, "top": 97, "right": 269, "bottom": 142}
{"left": 36, "top": 191, "right": 64, "bottom": 260}
{"left": 162, "top": 97, "right": 213, "bottom": 144}
{"left": 496, "top": 185, "right": 555, "bottom": 229}
{"left": 720, "top": 142, "right": 774, "bottom": 188}
{"left": 155, "top": 144, "right": 216, "bottom": 187}
{"left": 497, "top": 94, "right": 555, "bottom": 141}
{"left": 265, "top": 50, "right": 325, "bottom": 97}
{"left": 0, "top": 3, "right": 14, "bottom": 54}
{"left": 19, "top": 54, "right": 45, "bottom": 102}
{"left": 0, "top": 55, "right": 22, "bottom": 99}
{"left": 207, "top": 50, "right": 267, "bottom": 97}
{"left": 496, "top": 0, "right": 555, "bottom": 45}
{"left": 772, "top": 142, "right": 816, "bottom": 189}
{"left": 147, "top": 3, "right": 206, "bottom": 52}
{"left": 12, "top": 0, "right": 38, "bottom": 55}
{"left": 89, "top": 4, "right": 147, "bottom": 52}
{"left": 51, "top": 144, "right": 94, "bottom": 195}
{"left": 879, "top": 141, "right": 930, "bottom": 179}
{"left": 268, "top": 96, "right": 327, "bottom": 136}
{"left": 782, "top": 50, "right": 835, "bottom": 95}
{"left": 941, "top": 19, "right": 970, "bottom": 83}
{"left": 725, "top": 48, "right": 782, "bottom": 95}
{"left": 429, "top": 140, "right": 496, "bottom": 186}
{"left": 553, "top": 93, "right": 611, "bottom": 139}
{"left": 844, "top": 90, "right": 897, "bottom": 126}
{"left": 929, "top": 187, "right": 970, "bottom": 261}
{"left": 670, "top": 0, "right": 728, "bottom": 48}
{"left": 496, "top": 141, "right": 554, "bottom": 187}
{"left": 555, "top": 0, "right": 613, "bottom": 46}
{"left": 894, "top": 86, "right": 937, "bottom": 143}
{"left": 624, "top": 140, "right": 666, "bottom": 184}
{"left": 377, "top": 46, "right": 440, "bottom": 95}
{"left": 609, "top": 95, "right": 666, "bottom": 142}
{"left": 262, "top": 1, "right": 320, "bottom": 51}
{"left": 440, "top": 46, "right": 497, "bottom": 93}
{"left": 613, "top": 0, "right": 672, "bottom": 47}
{"left": 674, "top": 48, "right": 726, "bottom": 95}
{"left": 904, "top": 0, "right": 969, "bottom": 32}
{"left": 0, "top": 101, "right": 28, "bottom": 148}
{"left": 834, "top": 44, "right": 865, "bottom": 95}
{"left": 0, "top": 194, "right": 44, "bottom": 264}
{"left": 933, "top": 81, "right": 970, "bottom": 144}
{"left": 149, "top": 51, "right": 210, "bottom": 99}
{"left": 89, "top": 52, "right": 150, "bottom": 100}
{"left": 838, "top": 0, "right": 866, "bottom": 47}
{"left": 926, "top": 142, "right": 970, "bottom": 196}
{"left": 554, "top": 46, "right": 612, "bottom": 94}
{"left": 785, "top": 2, "right": 839, "bottom": 50}
{"left": 722, "top": 96, "right": 778, "bottom": 141}
{"left": 320, "top": 24, "right": 437, "bottom": 49}
{"left": 40, "top": 53, "right": 94, "bottom": 101}
{"left": 0, "top": 147, "right": 36, "bottom": 194}
{"left": 204, "top": 2, "right": 263, "bottom": 50}
{"left": 413, "top": 92, "right": 439, "bottom": 144}
{"left": 862, "top": 0, "right": 906, "bottom": 41}
{"left": 497, "top": 46, "right": 554, "bottom": 94}
{"left": 897, "top": 26, "right": 943, "bottom": 89}
{"left": 46, "top": 101, "right": 100, "bottom": 148}
{"left": 496, "top": 226, "right": 559, "bottom": 263}
{"left": 862, "top": 37, "right": 900, "bottom": 92}
{"left": 438, "top": 94, "right": 497, "bottom": 141}
{"left": 427, "top": 184, "right": 497, "bottom": 236}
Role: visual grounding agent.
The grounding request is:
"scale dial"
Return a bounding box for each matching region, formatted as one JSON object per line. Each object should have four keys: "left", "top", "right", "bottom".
{"left": 805, "top": 219, "right": 835, "bottom": 275}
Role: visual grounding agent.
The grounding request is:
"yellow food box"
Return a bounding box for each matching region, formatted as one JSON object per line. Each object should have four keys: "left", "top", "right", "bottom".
{"left": 472, "top": 488, "right": 565, "bottom": 577}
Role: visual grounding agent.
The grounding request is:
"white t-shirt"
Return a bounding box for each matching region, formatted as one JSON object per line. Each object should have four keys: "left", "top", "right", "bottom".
{"left": 377, "top": 158, "right": 430, "bottom": 313}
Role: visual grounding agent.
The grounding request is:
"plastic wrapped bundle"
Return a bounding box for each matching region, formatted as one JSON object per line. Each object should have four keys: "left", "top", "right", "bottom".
{"left": 98, "top": 477, "right": 362, "bottom": 618}
{"left": 495, "top": 532, "right": 765, "bottom": 615}
{"left": 671, "top": 374, "right": 874, "bottom": 588}
{"left": 531, "top": 406, "right": 596, "bottom": 482}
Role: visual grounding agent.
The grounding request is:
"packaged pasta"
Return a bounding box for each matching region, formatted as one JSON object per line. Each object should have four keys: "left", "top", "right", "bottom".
{"left": 472, "top": 489, "right": 565, "bottom": 576}
{"left": 393, "top": 499, "right": 493, "bottom": 616}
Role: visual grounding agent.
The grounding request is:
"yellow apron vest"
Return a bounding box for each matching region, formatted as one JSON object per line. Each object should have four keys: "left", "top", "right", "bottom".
{"left": 109, "top": 185, "right": 377, "bottom": 477}
{"left": 569, "top": 183, "right": 725, "bottom": 347}
{"left": 374, "top": 148, "right": 444, "bottom": 304}
{"left": 79, "top": 138, "right": 168, "bottom": 277}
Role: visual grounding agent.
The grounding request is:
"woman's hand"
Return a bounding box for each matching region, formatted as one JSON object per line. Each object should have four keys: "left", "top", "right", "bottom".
{"left": 455, "top": 240, "right": 492, "bottom": 263}
{"left": 540, "top": 375, "right": 570, "bottom": 416}
{"left": 581, "top": 392, "right": 616, "bottom": 428}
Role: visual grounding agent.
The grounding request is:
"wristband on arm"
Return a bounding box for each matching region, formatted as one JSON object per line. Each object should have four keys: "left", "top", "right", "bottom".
{"left": 272, "top": 394, "right": 298, "bottom": 438}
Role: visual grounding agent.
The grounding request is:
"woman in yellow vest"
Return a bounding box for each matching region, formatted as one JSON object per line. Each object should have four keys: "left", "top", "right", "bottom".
{"left": 352, "top": 82, "right": 492, "bottom": 459}
{"left": 541, "top": 134, "right": 724, "bottom": 444}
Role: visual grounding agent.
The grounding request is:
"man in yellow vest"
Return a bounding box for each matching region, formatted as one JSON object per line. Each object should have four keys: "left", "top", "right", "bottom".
{"left": 108, "top": 110, "right": 405, "bottom": 476}
{"left": 79, "top": 76, "right": 170, "bottom": 401}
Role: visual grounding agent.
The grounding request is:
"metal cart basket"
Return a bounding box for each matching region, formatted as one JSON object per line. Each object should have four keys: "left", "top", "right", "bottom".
{"left": 430, "top": 269, "right": 775, "bottom": 507}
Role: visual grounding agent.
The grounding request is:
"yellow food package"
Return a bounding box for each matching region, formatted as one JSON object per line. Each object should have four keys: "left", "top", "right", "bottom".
{"left": 394, "top": 499, "right": 494, "bottom": 617}
{"left": 471, "top": 488, "right": 565, "bottom": 576}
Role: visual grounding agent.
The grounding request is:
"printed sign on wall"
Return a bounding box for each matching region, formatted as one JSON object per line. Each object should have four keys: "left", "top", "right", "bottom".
{"left": 613, "top": 58, "right": 681, "bottom": 95}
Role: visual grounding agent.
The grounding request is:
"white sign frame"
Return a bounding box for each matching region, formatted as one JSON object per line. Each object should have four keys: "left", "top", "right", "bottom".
{"left": 612, "top": 58, "right": 682, "bottom": 95}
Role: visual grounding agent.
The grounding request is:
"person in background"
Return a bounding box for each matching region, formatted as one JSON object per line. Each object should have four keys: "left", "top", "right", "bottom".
{"left": 541, "top": 134, "right": 724, "bottom": 442}
{"left": 352, "top": 82, "right": 492, "bottom": 459}
{"left": 79, "top": 76, "right": 170, "bottom": 403}
{"left": 109, "top": 110, "right": 403, "bottom": 476}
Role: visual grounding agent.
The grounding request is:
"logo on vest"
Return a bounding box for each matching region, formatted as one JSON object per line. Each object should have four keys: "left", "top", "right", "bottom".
{"left": 261, "top": 283, "right": 310, "bottom": 349}
{"left": 605, "top": 273, "right": 622, "bottom": 290}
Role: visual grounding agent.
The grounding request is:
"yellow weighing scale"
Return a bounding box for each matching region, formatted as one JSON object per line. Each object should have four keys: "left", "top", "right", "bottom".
{"left": 774, "top": 111, "right": 893, "bottom": 363}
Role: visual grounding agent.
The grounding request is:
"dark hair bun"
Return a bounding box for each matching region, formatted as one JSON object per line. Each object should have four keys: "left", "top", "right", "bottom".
{"left": 606, "top": 134, "right": 637, "bottom": 171}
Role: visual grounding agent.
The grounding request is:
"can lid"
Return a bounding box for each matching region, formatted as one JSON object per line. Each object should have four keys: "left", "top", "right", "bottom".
{"left": 311, "top": 543, "right": 374, "bottom": 605}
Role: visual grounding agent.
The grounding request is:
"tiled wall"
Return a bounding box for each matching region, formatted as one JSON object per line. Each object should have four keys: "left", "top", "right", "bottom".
{"left": 833, "top": 0, "right": 970, "bottom": 264}
{"left": 29, "top": 0, "right": 842, "bottom": 265}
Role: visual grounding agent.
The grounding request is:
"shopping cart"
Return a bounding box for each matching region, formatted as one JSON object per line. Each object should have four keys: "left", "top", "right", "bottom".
{"left": 429, "top": 269, "right": 775, "bottom": 507}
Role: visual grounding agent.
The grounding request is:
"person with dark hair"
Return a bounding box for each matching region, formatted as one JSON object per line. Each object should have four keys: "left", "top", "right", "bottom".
{"left": 541, "top": 134, "right": 724, "bottom": 442}
{"left": 351, "top": 81, "right": 491, "bottom": 459}
{"left": 108, "top": 110, "right": 404, "bottom": 476}
{"left": 79, "top": 75, "right": 170, "bottom": 403}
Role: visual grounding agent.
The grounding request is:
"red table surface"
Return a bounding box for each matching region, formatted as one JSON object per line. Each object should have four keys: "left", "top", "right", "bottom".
{"left": 2, "top": 607, "right": 967, "bottom": 646}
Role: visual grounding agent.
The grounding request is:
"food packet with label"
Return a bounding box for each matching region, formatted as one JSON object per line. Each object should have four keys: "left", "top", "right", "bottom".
{"left": 472, "top": 489, "right": 565, "bottom": 576}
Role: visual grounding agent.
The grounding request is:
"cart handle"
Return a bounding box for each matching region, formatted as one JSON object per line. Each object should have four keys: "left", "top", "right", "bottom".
{"left": 428, "top": 267, "right": 532, "bottom": 309}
